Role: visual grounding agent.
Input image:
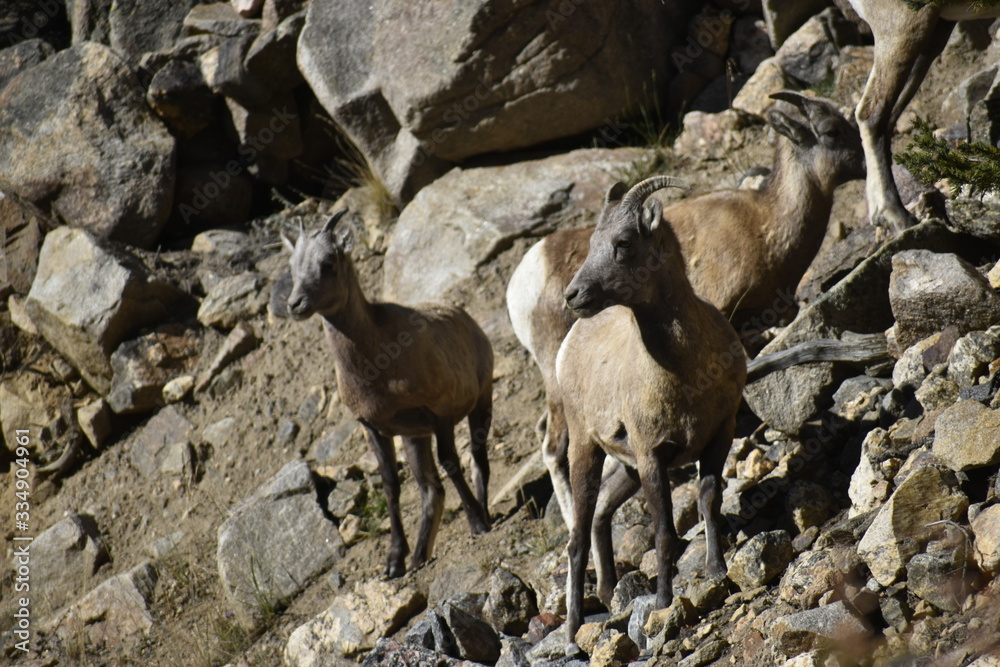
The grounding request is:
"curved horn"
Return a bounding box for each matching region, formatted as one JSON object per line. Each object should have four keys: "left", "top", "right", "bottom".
{"left": 322, "top": 208, "right": 349, "bottom": 234}
{"left": 769, "top": 91, "right": 811, "bottom": 108}
{"left": 620, "top": 175, "right": 689, "bottom": 211}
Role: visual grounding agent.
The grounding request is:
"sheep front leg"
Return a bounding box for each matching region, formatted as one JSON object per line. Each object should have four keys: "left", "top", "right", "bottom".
{"left": 565, "top": 439, "right": 604, "bottom": 656}
{"left": 592, "top": 460, "right": 641, "bottom": 606}
{"left": 467, "top": 392, "right": 493, "bottom": 514}
{"left": 360, "top": 423, "right": 409, "bottom": 578}
{"left": 700, "top": 420, "right": 735, "bottom": 579}
{"left": 639, "top": 445, "right": 679, "bottom": 611}
{"left": 434, "top": 421, "right": 490, "bottom": 534}
{"left": 402, "top": 435, "right": 444, "bottom": 571}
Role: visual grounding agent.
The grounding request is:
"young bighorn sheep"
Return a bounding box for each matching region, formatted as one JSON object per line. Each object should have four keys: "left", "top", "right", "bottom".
{"left": 507, "top": 92, "right": 864, "bottom": 528}
{"left": 557, "top": 177, "right": 746, "bottom": 654}
{"left": 845, "top": 0, "right": 1000, "bottom": 233}
{"left": 283, "top": 209, "right": 493, "bottom": 578}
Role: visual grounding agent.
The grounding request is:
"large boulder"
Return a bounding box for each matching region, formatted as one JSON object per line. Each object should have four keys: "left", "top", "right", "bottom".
{"left": 383, "top": 147, "right": 648, "bottom": 304}
{"left": 857, "top": 464, "right": 968, "bottom": 587}
{"left": 0, "top": 42, "right": 176, "bottom": 248}
{"left": 218, "top": 461, "right": 346, "bottom": 631}
{"left": 932, "top": 400, "right": 1000, "bottom": 472}
{"left": 109, "top": 0, "right": 204, "bottom": 64}
{"left": 888, "top": 250, "right": 1000, "bottom": 352}
{"left": 298, "top": 0, "right": 684, "bottom": 201}
{"left": 25, "top": 227, "right": 185, "bottom": 395}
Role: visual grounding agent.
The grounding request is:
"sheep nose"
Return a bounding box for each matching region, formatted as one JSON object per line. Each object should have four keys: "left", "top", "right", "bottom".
{"left": 288, "top": 294, "right": 305, "bottom": 314}
{"left": 564, "top": 287, "right": 580, "bottom": 306}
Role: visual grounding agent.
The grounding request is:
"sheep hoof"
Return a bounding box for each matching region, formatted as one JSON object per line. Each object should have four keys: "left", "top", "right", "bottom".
{"left": 707, "top": 560, "right": 728, "bottom": 579}
{"left": 384, "top": 559, "right": 406, "bottom": 579}
{"left": 468, "top": 507, "right": 491, "bottom": 535}
{"left": 565, "top": 641, "right": 583, "bottom": 657}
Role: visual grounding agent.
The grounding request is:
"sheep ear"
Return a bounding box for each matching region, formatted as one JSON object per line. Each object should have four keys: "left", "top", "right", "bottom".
{"left": 334, "top": 221, "right": 354, "bottom": 253}
{"left": 281, "top": 231, "right": 296, "bottom": 253}
{"left": 605, "top": 182, "right": 629, "bottom": 204}
{"left": 639, "top": 199, "right": 663, "bottom": 236}
{"left": 767, "top": 109, "right": 813, "bottom": 146}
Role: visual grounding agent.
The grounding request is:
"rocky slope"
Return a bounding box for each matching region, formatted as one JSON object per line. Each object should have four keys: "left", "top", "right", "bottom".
{"left": 2, "top": 1, "right": 1000, "bottom": 666}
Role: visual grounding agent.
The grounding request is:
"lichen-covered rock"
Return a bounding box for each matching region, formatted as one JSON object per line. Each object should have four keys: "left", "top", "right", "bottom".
{"left": 771, "top": 601, "right": 872, "bottom": 657}
{"left": 888, "top": 250, "right": 1000, "bottom": 351}
{"left": 483, "top": 568, "right": 538, "bottom": 636}
{"left": 284, "top": 579, "right": 425, "bottom": 662}
{"left": 0, "top": 43, "right": 176, "bottom": 248}
{"left": 857, "top": 464, "right": 968, "bottom": 587}
{"left": 948, "top": 327, "right": 1000, "bottom": 390}
{"left": 728, "top": 530, "right": 794, "bottom": 592}
{"left": 779, "top": 547, "right": 860, "bottom": 609}
{"left": 590, "top": 631, "right": 639, "bottom": 667}
{"left": 932, "top": 400, "right": 1000, "bottom": 471}
{"left": 218, "top": 461, "right": 346, "bottom": 631}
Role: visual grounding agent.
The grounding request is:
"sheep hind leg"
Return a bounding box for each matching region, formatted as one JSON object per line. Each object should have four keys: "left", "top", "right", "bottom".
{"left": 402, "top": 435, "right": 444, "bottom": 571}
{"left": 543, "top": 397, "right": 575, "bottom": 531}
{"left": 855, "top": 3, "right": 940, "bottom": 233}
{"left": 467, "top": 392, "right": 492, "bottom": 515}
{"left": 699, "top": 418, "right": 735, "bottom": 579}
{"left": 434, "top": 422, "right": 490, "bottom": 535}
{"left": 361, "top": 423, "right": 409, "bottom": 578}
{"left": 592, "top": 460, "right": 641, "bottom": 607}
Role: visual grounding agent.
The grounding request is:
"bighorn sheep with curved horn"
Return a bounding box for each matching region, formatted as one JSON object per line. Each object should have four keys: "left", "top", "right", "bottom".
{"left": 507, "top": 92, "right": 867, "bottom": 531}
{"left": 844, "top": 0, "right": 1000, "bottom": 233}
{"left": 557, "top": 175, "right": 746, "bottom": 654}
{"left": 283, "top": 209, "right": 494, "bottom": 577}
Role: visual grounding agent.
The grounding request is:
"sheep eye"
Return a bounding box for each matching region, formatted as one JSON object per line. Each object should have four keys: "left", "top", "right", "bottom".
{"left": 616, "top": 239, "right": 631, "bottom": 249}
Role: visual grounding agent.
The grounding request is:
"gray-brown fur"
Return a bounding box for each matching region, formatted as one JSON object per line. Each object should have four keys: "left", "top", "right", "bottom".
{"left": 558, "top": 178, "right": 746, "bottom": 653}
{"left": 506, "top": 92, "right": 862, "bottom": 535}
{"left": 284, "top": 209, "right": 493, "bottom": 578}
